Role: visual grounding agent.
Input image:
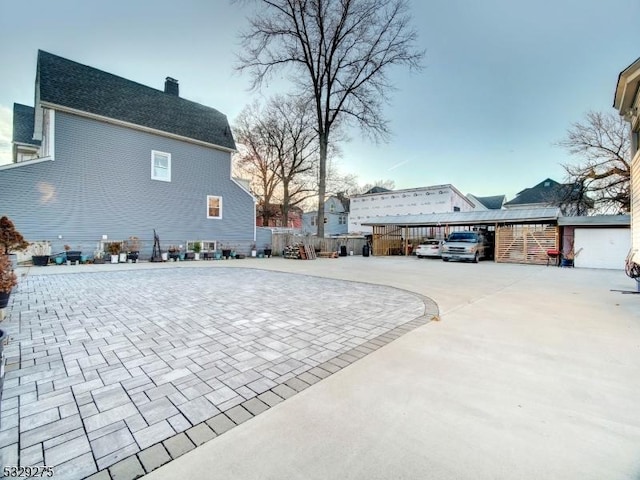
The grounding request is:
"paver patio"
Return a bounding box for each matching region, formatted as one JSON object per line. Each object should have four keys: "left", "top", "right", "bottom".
{"left": 0, "top": 267, "right": 437, "bottom": 479}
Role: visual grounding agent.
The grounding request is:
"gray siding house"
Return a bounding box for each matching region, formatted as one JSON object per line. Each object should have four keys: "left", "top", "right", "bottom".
{"left": 302, "top": 195, "right": 349, "bottom": 236}
{"left": 2, "top": 50, "right": 255, "bottom": 257}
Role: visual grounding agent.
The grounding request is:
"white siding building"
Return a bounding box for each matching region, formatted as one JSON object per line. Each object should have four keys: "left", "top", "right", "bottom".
{"left": 348, "top": 184, "right": 475, "bottom": 234}
{"left": 613, "top": 57, "right": 640, "bottom": 265}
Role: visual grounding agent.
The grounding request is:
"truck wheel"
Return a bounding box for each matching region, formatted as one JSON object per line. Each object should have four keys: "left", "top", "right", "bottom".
{"left": 473, "top": 252, "right": 479, "bottom": 263}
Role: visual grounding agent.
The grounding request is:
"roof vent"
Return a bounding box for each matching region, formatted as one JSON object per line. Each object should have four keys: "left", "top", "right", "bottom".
{"left": 164, "top": 77, "right": 179, "bottom": 96}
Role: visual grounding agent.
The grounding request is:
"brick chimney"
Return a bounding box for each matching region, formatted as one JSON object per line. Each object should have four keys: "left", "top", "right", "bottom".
{"left": 164, "top": 77, "right": 179, "bottom": 96}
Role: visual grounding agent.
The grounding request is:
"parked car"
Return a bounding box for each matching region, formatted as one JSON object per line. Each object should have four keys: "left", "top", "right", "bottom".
{"left": 414, "top": 239, "right": 443, "bottom": 258}
{"left": 441, "top": 231, "right": 491, "bottom": 263}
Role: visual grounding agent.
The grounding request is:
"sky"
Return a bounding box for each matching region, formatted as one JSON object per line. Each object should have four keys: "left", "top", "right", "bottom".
{"left": 1, "top": 0, "right": 639, "bottom": 202}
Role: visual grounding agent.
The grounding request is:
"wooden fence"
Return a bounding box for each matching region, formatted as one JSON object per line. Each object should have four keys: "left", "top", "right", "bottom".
{"left": 271, "top": 233, "right": 367, "bottom": 256}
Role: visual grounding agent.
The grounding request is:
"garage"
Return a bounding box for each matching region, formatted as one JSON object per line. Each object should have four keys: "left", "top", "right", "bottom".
{"left": 559, "top": 215, "right": 631, "bottom": 270}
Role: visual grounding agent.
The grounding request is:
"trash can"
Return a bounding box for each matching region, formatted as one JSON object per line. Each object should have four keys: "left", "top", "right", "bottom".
{"left": 339, "top": 245, "right": 348, "bottom": 257}
{"left": 362, "top": 244, "right": 370, "bottom": 257}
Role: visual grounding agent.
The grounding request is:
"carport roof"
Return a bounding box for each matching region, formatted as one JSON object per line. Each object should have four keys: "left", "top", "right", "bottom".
{"left": 362, "top": 207, "right": 561, "bottom": 227}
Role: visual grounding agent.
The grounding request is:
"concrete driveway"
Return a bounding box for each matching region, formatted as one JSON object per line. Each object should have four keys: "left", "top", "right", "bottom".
{"left": 2, "top": 257, "right": 639, "bottom": 479}
{"left": 145, "top": 257, "right": 640, "bottom": 480}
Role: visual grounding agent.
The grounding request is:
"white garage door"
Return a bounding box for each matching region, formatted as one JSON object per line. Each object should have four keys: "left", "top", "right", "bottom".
{"left": 574, "top": 228, "right": 630, "bottom": 269}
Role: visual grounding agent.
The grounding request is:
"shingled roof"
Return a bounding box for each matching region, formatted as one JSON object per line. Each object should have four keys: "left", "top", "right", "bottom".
{"left": 12, "top": 104, "right": 40, "bottom": 146}
{"left": 37, "top": 50, "right": 236, "bottom": 150}
{"left": 504, "top": 178, "right": 564, "bottom": 207}
{"left": 470, "top": 194, "right": 505, "bottom": 210}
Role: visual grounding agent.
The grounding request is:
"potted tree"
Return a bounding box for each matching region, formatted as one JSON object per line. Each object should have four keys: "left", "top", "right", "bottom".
{"left": 93, "top": 248, "right": 106, "bottom": 264}
{"left": 0, "top": 254, "right": 18, "bottom": 309}
{"left": 127, "top": 236, "right": 141, "bottom": 263}
{"left": 0, "top": 216, "right": 29, "bottom": 269}
{"left": 193, "top": 241, "right": 202, "bottom": 261}
{"left": 108, "top": 242, "right": 121, "bottom": 264}
{"left": 31, "top": 241, "right": 51, "bottom": 266}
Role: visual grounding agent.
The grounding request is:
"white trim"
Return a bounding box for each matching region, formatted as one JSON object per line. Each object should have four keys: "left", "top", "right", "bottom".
{"left": 207, "top": 195, "right": 223, "bottom": 219}
{"left": 0, "top": 156, "right": 54, "bottom": 171}
{"left": 40, "top": 101, "right": 236, "bottom": 153}
{"left": 151, "top": 150, "right": 171, "bottom": 182}
{"left": 48, "top": 109, "right": 55, "bottom": 160}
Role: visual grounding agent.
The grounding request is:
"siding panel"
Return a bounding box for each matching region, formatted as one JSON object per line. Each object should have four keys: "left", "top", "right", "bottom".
{"left": 0, "top": 111, "right": 255, "bottom": 256}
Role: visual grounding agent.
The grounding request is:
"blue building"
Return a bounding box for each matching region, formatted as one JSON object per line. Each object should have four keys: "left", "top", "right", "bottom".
{"left": 302, "top": 194, "right": 350, "bottom": 236}
{"left": 2, "top": 50, "right": 255, "bottom": 257}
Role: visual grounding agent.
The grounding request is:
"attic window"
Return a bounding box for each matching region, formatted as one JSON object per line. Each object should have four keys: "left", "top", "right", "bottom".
{"left": 544, "top": 181, "right": 550, "bottom": 187}
{"left": 151, "top": 150, "right": 171, "bottom": 182}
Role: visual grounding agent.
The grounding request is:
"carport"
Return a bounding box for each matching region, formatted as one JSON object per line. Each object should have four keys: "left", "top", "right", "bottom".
{"left": 362, "top": 208, "right": 561, "bottom": 265}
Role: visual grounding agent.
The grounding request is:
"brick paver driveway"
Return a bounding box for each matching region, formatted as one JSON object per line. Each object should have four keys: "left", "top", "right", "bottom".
{"left": 0, "top": 267, "right": 436, "bottom": 479}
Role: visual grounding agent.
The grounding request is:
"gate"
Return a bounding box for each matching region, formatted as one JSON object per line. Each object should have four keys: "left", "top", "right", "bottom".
{"left": 495, "top": 224, "right": 558, "bottom": 265}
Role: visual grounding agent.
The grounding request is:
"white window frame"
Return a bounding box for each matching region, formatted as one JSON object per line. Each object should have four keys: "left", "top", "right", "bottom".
{"left": 151, "top": 150, "right": 171, "bottom": 182}
{"left": 207, "top": 195, "right": 223, "bottom": 219}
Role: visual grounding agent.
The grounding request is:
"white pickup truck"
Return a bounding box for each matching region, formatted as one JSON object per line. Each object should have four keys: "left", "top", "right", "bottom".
{"left": 441, "top": 231, "right": 490, "bottom": 263}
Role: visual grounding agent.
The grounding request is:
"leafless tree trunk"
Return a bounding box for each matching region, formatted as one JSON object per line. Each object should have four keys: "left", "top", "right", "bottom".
{"left": 236, "top": 0, "right": 424, "bottom": 236}
{"left": 557, "top": 111, "right": 630, "bottom": 214}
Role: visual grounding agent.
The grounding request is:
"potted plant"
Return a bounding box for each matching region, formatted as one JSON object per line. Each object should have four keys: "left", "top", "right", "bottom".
{"left": 0, "top": 254, "right": 18, "bottom": 309}
{"left": 65, "top": 244, "right": 82, "bottom": 265}
{"left": 64, "top": 244, "right": 72, "bottom": 265}
{"left": 31, "top": 241, "right": 51, "bottom": 266}
{"left": 168, "top": 245, "right": 180, "bottom": 261}
{"left": 193, "top": 241, "right": 202, "bottom": 261}
{"left": 108, "top": 242, "right": 121, "bottom": 264}
{"left": 264, "top": 244, "right": 272, "bottom": 258}
{"left": 250, "top": 244, "right": 257, "bottom": 257}
{"left": 127, "top": 236, "right": 141, "bottom": 263}
{"left": 93, "top": 249, "right": 106, "bottom": 264}
{"left": 221, "top": 244, "right": 231, "bottom": 260}
{"left": 0, "top": 216, "right": 29, "bottom": 269}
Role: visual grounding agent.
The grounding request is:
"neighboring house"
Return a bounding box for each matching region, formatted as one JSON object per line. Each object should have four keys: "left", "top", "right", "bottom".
{"left": 503, "top": 178, "right": 588, "bottom": 214}
{"left": 467, "top": 194, "right": 505, "bottom": 210}
{"left": 613, "top": 56, "right": 640, "bottom": 265}
{"left": 302, "top": 194, "right": 349, "bottom": 236}
{"left": 256, "top": 204, "right": 303, "bottom": 229}
{"left": 1, "top": 50, "right": 255, "bottom": 257}
{"left": 348, "top": 184, "right": 475, "bottom": 234}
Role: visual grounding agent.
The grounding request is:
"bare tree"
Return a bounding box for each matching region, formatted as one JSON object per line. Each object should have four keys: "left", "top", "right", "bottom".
{"left": 234, "top": 102, "right": 281, "bottom": 226}
{"left": 557, "top": 111, "right": 631, "bottom": 214}
{"left": 265, "top": 95, "right": 319, "bottom": 227}
{"left": 236, "top": 0, "right": 424, "bottom": 236}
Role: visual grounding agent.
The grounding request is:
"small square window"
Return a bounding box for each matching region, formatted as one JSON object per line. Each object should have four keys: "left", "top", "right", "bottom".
{"left": 207, "top": 195, "right": 222, "bottom": 219}
{"left": 152, "top": 150, "right": 171, "bottom": 182}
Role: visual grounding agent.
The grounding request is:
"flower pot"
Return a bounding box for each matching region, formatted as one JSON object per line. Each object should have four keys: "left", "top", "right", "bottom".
{"left": 264, "top": 249, "right": 272, "bottom": 258}
{"left": 110, "top": 255, "right": 119, "bottom": 264}
{"left": 127, "top": 252, "right": 139, "bottom": 263}
{"left": 194, "top": 253, "right": 200, "bottom": 261}
{"left": 222, "top": 249, "right": 231, "bottom": 259}
{"left": 251, "top": 250, "right": 257, "bottom": 257}
{"left": 119, "top": 252, "right": 127, "bottom": 263}
{"left": 32, "top": 255, "right": 50, "bottom": 266}
{"left": 54, "top": 256, "right": 64, "bottom": 265}
{"left": 0, "top": 291, "right": 10, "bottom": 309}
{"left": 161, "top": 252, "right": 168, "bottom": 261}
